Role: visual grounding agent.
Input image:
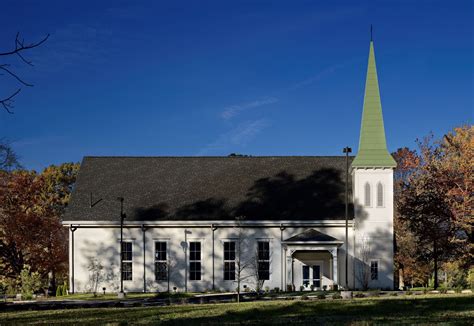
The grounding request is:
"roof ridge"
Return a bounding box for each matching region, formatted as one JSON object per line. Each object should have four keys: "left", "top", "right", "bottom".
{"left": 83, "top": 155, "right": 355, "bottom": 159}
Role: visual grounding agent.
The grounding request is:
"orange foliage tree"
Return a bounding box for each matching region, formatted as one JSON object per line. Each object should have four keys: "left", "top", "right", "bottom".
{"left": 0, "top": 163, "right": 79, "bottom": 291}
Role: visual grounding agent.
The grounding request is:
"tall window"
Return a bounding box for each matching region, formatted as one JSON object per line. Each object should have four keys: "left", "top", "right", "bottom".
{"left": 155, "top": 241, "right": 167, "bottom": 281}
{"left": 377, "top": 182, "right": 384, "bottom": 207}
{"left": 189, "top": 242, "right": 201, "bottom": 281}
{"left": 257, "top": 241, "right": 270, "bottom": 280}
{"left": 223, "top": 241, "right": 236, "bottom": 281}
{"left": 364, "top": 182, "right": 371, "bottom": 207}
{"left": 121, "top": 241, "right": 133, "bottom": 281}
{"left": 370, "top": 260, "right": 378, "bottom": 280}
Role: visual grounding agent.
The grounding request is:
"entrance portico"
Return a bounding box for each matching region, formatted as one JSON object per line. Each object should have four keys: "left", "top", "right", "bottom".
{"left": 283, "top": 229, "right": 343, "bottom": 290}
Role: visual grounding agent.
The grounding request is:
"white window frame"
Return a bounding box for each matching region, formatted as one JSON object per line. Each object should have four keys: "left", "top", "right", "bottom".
{"left": 364, "top": 182, "right": 372, "bottom": 207}
{"left": 223, "top": 241, "right": 236, "bottom": 281}
{"left": 121, "top": 241, "right": 133, "bottom": 281}
{"left": 257, "top": 240, "right": 271, "bottom": 281}
{"left": 189, "top": 241, "right": 202, "bottom": 281}
{"left": 154, "top": 240, "right": 168, "bottom": 281}
{"left": 376, "top": 182, "right": 384, "bottom": 208}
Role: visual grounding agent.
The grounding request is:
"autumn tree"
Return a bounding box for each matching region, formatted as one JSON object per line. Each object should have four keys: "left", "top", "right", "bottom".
{"left": 392, "top": 147, "right": 430, "bottom": 288}
{"left": 0, "top": 163, "right": 79, "bottom": 292}
{"left": 398, "top": 170, "right": 457, "bottom": 289}
{"left": 396, "top": 128, "right": 471, "bottom": 289}
{"left": 436, "top": 125, "right": 473, "bottom": 267}
{"left": 1, "top": 33, "right": 49, "bottom": 113}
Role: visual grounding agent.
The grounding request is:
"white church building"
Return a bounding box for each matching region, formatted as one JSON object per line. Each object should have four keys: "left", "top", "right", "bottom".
{"left": 63, "top": 39, "right": 396, "bottom": 293}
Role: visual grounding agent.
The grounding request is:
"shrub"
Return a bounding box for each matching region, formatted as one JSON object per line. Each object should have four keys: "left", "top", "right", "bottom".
{"left": 62, "top": 281, "right": 69, "bottom": 296}
{"left": 317, "top": 294, "right": 326, "bottom": 299}
{"left": 369, "top": 290, "right": 380, "bottom": 297}
{"left": 299, "top": 285, "right": 305, "bottom": 292}
{"left": 468, "top": 267, "right": 474, "bottom": 290}
{"left": 56, "top": 285, "right": 63, "bottom": 297}
{"left": 332, "top": 293, "right": 342, "bottom": 299}
{"left": 273, "top": 287, "right": 280, "bottom": 293}
{"left": 390, "top": 292, "right": 398, "bottom": 296}
{"left": 406, "top": 291, "right": 413, "bottom": 296}
{"left": 354, "top": 293, "right": 365, "bottom": 298}
{"left": 438, "top": 285, "right": 448, "bottom": 294}
{"left": 287, "top": 284, "right": 294, "bottom": 292}
{"left": 444, "top": 261, "right": 468, "bottom": 289}
{"left": 300, "top": 295, "right": 309, "bottom": 300}
{"left": 264, "top": 286, "right": 270, "bottom": 293}
{"left": 310, "top": 284, "right": 315, "bottom": 292}
{"left": 0, "top": 280, "right": 7, "bottom": 299}
{"left": 19, "top": 265, "right": 42, "bottom": 300}
{"left": 322, "top": 285, "right": 327, "bottom": 291}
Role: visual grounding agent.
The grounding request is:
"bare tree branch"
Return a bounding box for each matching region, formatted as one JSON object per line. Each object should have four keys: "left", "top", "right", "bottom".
{"left": 1, "top": 33, "right": 48, "bottom": 114}
{"left": 0, "top": 89, "right": 21, "bottom": 114}
{"left": 0, "top": 65, "right": 33, "bottom": 86}
{"left": 0, "top": 32, "right": 49, "bottom": 57}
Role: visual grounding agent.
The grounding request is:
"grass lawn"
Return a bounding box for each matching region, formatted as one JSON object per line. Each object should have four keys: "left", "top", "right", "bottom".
{"left": 1, "top": 294, "right": 472, "bottom": 325}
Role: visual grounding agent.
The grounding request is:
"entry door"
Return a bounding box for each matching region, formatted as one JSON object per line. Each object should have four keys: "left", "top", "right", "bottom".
{"left": 302, "top": 264, "right": 322, "bottom": 289}
{"left": 312, "top": 265, "right": 321, "bottom": 288}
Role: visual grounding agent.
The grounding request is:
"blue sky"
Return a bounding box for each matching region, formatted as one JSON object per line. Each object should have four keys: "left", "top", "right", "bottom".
{"left": 0, "top": 0, "right": 472, "bottom": 171}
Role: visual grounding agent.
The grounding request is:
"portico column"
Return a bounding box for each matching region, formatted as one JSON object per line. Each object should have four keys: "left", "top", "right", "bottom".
{"left": 331, "top": 248, "right": 338, "bottom": 286}
{"left": 286, "top": 250, "right": 294, "bottom": 291}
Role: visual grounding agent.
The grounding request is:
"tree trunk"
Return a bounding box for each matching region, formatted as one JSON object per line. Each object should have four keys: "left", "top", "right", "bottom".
{"left": 433, "top": 240, "right": 438, "bottom": 289}
{"left": 237, "top": 276, "right": 240, "bottom": 303}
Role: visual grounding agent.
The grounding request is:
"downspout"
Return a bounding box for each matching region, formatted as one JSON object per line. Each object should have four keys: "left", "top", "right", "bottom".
{"left": 184, "top": 229, "right": 188, "bottom": 292}
{"left": 353, "top": 223, "right": 356, "bottom": 289}
{"left": 279, "top": 223, "right": 285, "bottom": 291}
{"left": 284, "top": 247, "right": 287, "bottom": 291}
{"left": 211, "top": 224, "right": 218, "bottom": 291}
{"left": 141, "top": 224, "right": 147, "bottom": 293}
{"left": 70, "top": 226, "right": 77, "bottom": 294}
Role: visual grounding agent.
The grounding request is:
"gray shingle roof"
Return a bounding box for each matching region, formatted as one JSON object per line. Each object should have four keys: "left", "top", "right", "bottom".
{"left": 284, "top": 229, "right": 342, "bottom": 242}
{"left": 63, "top": 156, "right": 354, "bottom": 222}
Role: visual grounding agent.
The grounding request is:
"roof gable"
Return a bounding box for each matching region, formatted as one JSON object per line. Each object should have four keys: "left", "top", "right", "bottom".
{"left": 284, "top": 229, "right": 342, "bottom": 243}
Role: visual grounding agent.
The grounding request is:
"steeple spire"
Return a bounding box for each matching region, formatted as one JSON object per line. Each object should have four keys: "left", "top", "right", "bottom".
{"left": 352, "top": 37, "right": 396, "bottom": 168}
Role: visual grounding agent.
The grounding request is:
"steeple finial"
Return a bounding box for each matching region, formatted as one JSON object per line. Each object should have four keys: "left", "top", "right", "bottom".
{"left": 370, "top": 24, "right": 373, "bottom": 42}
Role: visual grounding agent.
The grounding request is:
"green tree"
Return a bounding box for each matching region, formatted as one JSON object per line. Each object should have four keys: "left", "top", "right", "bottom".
{"left": 20, "top": 265, "right": 42, "bottom": 299}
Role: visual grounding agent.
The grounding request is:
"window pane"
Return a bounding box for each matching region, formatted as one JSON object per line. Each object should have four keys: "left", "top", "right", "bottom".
{"left": 371, "top": 261, "right": 378, "bottom": 280}
{"left": 122, "top": 242, "right": 132, "bottom": 261}
{"left": 302, "top": 265, "right": 309, "bottom": 280}
{"left": 258, "top": 242, "right": 270, "bottom": 260}
{"left": 155, "top": 242, "right": 167, "bottom": 261}
{"left": 377, "top": 183, "right": 383, "bottom": 207}
{"left": 190, "top": 262, "right": 201, "bottom": 280}
{"left": 258, "top": 261, "right": 270, "bottom": 280}
{"left": 365, "top": 183, "right": 371, "bottom": 206}
{"left": 190, "top": 242, "right": 201, "bottom": 261}
{"left": 155, "top": 262, "right": 168, "bottom": 281}
{"left": 224, "top": 262, "right": 235, "bottom": 280}
{"left": 224, "top": 241, "right": 236, "bottom": 261}
{"left": 122, "top": 262, "right": 132, "bottom": 281}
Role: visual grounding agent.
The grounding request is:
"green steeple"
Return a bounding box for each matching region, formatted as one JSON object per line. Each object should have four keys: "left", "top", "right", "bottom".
{"left": 352, "top": 41, "right": 397, "bottom": 168}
